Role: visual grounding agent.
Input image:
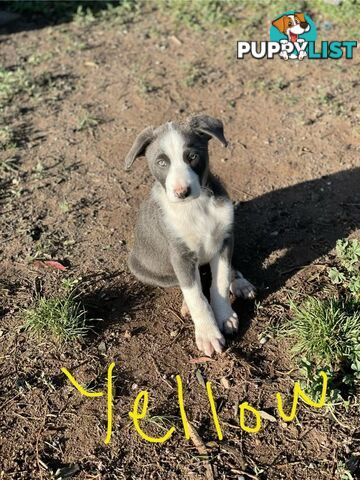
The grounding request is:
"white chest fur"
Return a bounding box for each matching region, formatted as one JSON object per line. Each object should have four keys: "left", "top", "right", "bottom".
{"left": 159, "top": 192, "right": 234, "bottom": 265}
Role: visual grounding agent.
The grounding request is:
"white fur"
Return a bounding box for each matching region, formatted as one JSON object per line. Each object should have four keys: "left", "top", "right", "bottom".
{"left": 182, "top": 269, "right": 225, "bottom": 356}
{"left": 210, "top": 254, "right": 239, "bottom": 334}
{"left": 158, "top": 189, "right": 234, "bottom": 265}
{"left": 161, "top": 125, "right": 201, "bottom": 202}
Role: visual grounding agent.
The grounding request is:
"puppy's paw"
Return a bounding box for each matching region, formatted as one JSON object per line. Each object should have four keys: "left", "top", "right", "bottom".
{"left": 211, "top": 300, "right": 239, "bottom": 335}
{"left": 298, "top": 50, "right": 307, "bottom": 60}
{"left": 195, "top": 323, "right": 225, "bottom": 357}
{"left": 230, "top": 271, "right": 256, "bottom": 300}
{"left": 218, "top": 310, "right": 239, "bottom": 335}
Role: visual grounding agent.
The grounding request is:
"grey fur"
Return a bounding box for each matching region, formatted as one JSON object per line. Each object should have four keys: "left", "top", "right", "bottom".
{"left": 124, "top": 126, "right": 154, "bottom": 171}
{"left": 125, "top": 115, "right": 256, "bottom": 355}
{"left": 125, "top": 115, "right": 229, "bottom": 288}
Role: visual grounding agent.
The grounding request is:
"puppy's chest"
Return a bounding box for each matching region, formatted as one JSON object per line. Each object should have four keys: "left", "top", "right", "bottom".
{"left": 166, "top": 197, "right": 233, "bottom": 263}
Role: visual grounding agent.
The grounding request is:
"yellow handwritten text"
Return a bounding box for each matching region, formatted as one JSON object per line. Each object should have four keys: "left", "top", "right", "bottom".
{"left": 61, "top": 365, "right": 328, "bottom": 444}
{"left": 276, "top": 371, "right": 328, "bottom": 422}
{"left": 61, "top": 362, "right": 115, "bottom": 444}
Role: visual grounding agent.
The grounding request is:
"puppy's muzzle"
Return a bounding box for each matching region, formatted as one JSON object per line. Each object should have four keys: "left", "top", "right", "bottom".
{"left": 174, "top": 186, "right": 191, "bottom": 199}
{"left": 300, "top": 21, "right": 308, "bottom": 29}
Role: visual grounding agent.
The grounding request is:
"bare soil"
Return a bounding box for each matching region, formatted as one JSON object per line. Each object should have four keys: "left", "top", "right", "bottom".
{"left": 0, "top": 8, "right": 359, "bottom": 480}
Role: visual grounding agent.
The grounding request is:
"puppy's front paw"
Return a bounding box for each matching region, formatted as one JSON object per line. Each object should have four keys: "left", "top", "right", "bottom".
{"left": 212, "top": 303, "right": 239, "bottom": 335}
{"left": 230, "top": 271, "right": 256, "bottom": 300}
{"left": 195, "top": 323, "right": 225, "bottom": 357}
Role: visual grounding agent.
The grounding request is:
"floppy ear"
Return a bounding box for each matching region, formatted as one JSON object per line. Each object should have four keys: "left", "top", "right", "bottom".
{"left": 124, "top": 126, "right": 154, "bottom": 171}
{"left": 272, "top": 15, "right": 287, "bottom": 33}
{"left": 189, "top": 115, "right": 228, "bottom": 147}
{"left": 295, "top": 12, "right": 306, "bottom": 23}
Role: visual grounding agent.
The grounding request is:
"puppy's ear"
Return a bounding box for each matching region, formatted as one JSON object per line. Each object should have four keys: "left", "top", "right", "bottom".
{"left": 189, "top": 115, "right": 228, "bottom": 147}
{"left": 124, "top": 126, "right": 154, "bottom": 171}
{"left": 272, "top": 15, "right": 287, "bottom": 33}
{"left": 295, "top": 12, "right": 306, "bottom": 23}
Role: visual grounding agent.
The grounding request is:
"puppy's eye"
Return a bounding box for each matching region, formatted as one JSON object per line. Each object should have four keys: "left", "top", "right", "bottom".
{"left": 157, "top": 159, "right": 168, "bottom": 168}
{"left": 189, "top": 152, "right": 199, "bottom": 162}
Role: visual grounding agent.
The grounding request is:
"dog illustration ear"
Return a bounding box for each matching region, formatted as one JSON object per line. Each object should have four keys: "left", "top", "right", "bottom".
{"left": 124, "top": 126, "right": 154, "bottom": 171}
{"left": 189, "top": 115, "right": 228, "bottom": 147}
{"left": 295, "top": 12, "right": 306, "bottom": 23}
{"left": 272, "top": 15, "right": 287, "bottom": 33}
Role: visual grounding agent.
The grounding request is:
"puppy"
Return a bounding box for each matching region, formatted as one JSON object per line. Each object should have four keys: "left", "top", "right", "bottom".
{"left": 272, "top": 12, "right": 310, "bottom": 60}
{"left": 125, "top": 115, "right": 255, "bottom": 356}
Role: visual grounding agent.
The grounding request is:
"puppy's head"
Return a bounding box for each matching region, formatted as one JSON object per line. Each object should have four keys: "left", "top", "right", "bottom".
{"left": 272, "top": 13, "right": 310, "bottom": 41}
{"left": 124, "top": 115, "right": 228, "bottom": 203}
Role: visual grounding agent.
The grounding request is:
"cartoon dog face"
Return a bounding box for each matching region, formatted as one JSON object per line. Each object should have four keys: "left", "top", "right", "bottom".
{"left": 272, "top": 13, "right": 310, "bottom": 42}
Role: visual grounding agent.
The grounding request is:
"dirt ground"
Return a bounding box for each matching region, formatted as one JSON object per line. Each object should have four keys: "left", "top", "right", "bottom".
{"left": 1, "top": 4, "right": 360, "bottom": 480}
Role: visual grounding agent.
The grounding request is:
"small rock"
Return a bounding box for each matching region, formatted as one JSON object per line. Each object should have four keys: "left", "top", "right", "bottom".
{"left": 259, "top": 334, "right": 270, "bottom": 345}
{"left": 98, "top": 341, "right": 106, "bottom": 353}
{"left": 124, "top": 330, "right": 132, "bottom": 339}
{"left": 322, "top": 20, "right": 333, "bottom": 31}
{"left": 220, "top": 377, "right": 231, "bottom": 389}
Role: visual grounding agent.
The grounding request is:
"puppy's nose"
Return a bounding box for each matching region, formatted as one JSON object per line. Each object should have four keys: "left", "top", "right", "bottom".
{"left": 300, "top": 21, "right": 308, "bottom": 28}
{"left": 174, "top": 186, "right": 191, "bottom": 199}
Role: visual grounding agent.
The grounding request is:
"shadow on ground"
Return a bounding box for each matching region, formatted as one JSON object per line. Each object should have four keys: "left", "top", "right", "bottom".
{"left": 79, "top": 269, "right": 157, "bottom": 335}
{"left": 233, "top": 167, "right": 360, "bottom": 295}
{"left": 0, "top": 1, "right": 126, "bottom": 33}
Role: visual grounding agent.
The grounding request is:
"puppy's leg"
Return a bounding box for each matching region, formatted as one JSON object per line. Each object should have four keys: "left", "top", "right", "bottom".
{"left": 230, "top": 270, "right": 256, "bottom": 299}
{"left": 210, "top": 237, "right": 239, "bottom": 335}
{"left": 171, "top": 250, "right": 225, "bottom": 356}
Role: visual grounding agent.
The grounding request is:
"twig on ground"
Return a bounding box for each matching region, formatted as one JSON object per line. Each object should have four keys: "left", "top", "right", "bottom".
{"left": 188, "top": 422, "right": 214, "bottom": 480}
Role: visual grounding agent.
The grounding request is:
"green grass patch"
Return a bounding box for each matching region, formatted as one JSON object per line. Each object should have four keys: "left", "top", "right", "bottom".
{"left": 0, "top": 66, "right": 35, "bottom": 110}
{"left": 24, "top": 284, "right": 90, "bottom": 340}
{"left": 288, "top": 296, "right": 360, "bottom": 371}
{"left": 158, "top": 0, "right": 359, "bottom": 36}
{"left": 160, "top": 0, "right": 238, "bottom": 29}
{"left": 329, "top": 239, "right": 360, "bottom": 297}
{"left": 0, "top": 126, "right": 17, "bottom": 150}
{"left": 285, "top": 238, "right": 360, "bottom": 399}
{"left": 76, "top": 114, "right": 101, "bottom": 131}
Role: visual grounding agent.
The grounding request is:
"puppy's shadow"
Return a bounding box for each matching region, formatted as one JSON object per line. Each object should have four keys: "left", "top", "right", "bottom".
{"left": 78, "top": 270, "right": 157, "bottom": 336}
{"left": 232, "top": 167, "right": 360, "bottom": 297}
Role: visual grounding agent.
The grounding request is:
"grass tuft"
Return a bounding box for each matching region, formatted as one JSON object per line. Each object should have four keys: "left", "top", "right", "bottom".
{"left": 24, "top": 289, "right": 90, "bottom": 340}
{"left": 285, "top": 237, "right": 360, "bottom": 395}
{"left": 0, "top": 66, "right": 34, "bottom": 109}
{"left": 160, "top": 0, "right": 237, "bottom": 29}
{"left": 287, "top": 297, "right": 360, "bottom": 368}
{"left": 0, "top": 126, "right": 16, "bottom": 150}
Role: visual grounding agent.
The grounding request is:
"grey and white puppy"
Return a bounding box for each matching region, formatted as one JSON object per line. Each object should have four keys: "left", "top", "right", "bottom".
{"left": 125, "top": 115, "right": 255, "bottom": 356}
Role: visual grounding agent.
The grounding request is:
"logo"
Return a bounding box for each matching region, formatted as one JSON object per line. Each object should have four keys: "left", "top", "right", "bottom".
{"left": 237, "top": 10, "right": 357, "bottom": 60}
{"left": 270, "top": 11, "right": 316, "bottom": 60}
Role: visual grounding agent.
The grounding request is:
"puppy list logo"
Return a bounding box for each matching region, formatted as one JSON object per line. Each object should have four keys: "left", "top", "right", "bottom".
{"left": 237, "top": 10, "right": 357, "bottom": 60}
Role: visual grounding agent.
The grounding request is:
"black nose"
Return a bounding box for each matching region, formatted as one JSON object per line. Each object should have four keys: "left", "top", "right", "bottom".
{"left": 300, "top": 21, "right": 308, "bottom": 29}
{"left": 176, "top": 186, "right": 191, "bottom": 199}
